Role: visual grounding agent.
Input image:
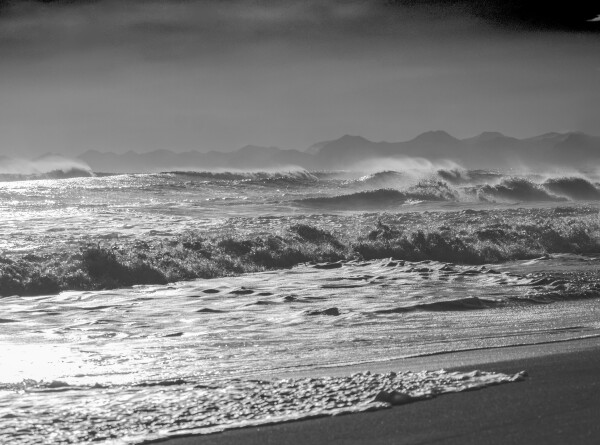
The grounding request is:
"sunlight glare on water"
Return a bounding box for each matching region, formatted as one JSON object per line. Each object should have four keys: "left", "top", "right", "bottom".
{"left": 3, "top": 170, "right": 600, "bottom": 443}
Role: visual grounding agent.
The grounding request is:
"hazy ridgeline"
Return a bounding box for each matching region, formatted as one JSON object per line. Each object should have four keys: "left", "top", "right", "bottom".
{"left": 3, "top": 131, "right": 600, "bottom": 176}
{"left": 74, "top": 131, "right": 600, "bottom": 173}
{"left": 2, "top": 206, "right": 600, "bottom": 297}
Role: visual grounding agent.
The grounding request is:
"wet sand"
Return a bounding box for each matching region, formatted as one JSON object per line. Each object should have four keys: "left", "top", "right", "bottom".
{"left": 152, "top": 337, "right": 600, "bottom": 445}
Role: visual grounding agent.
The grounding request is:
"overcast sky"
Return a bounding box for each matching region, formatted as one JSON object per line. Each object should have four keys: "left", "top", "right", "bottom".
{"left": 0, "top": 0, "right": 598, "bottom": 156}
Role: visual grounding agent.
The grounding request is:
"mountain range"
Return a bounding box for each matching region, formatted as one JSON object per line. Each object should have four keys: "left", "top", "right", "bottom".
{"left": 76, "top": 131, "right": 600, "bottom": 173}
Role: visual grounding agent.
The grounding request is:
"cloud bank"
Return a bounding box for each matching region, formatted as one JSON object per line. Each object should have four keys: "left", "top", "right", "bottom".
{"left": 0, "top": 1, "right": 597, "bottom": 157}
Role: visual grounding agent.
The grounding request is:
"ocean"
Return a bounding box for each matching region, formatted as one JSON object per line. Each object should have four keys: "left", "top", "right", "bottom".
{"left": 2, "top": 168, "right": 600, "bottom": 444}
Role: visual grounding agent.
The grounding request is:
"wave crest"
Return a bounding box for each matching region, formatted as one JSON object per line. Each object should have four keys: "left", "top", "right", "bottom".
{"left": 0, "top": 167, "right": 94, "bottom": 182}
{"left": 479, "top": 178, "right": 566, "bottom": 202}
{"left": 355, "top": 170, "right": 406, "bottom": 188}
{"left": 543, "top": 177, "right": 600, "bottom": 200}
{"left": 170, "top": 169, "right": 318, "bottom": 184}
{"left": 296, "top": 187, "right": 454, "bottom": 209}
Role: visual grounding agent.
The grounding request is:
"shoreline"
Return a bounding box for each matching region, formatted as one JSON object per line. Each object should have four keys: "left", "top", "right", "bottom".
{"left": 263, "top": 334, "right": 600, "bottom": 380}
{"left": 150, "top": 336, "right": 600, "bottom": 445}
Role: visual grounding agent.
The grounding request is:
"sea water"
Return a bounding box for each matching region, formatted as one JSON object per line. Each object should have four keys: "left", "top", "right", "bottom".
{"left": 1, "top": 169, "right": 600, "bottom": 443}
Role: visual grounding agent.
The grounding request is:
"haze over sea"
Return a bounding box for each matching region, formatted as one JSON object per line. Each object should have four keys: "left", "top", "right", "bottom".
{"left": 2, "top": 155, "right": 600, "bottom": 443}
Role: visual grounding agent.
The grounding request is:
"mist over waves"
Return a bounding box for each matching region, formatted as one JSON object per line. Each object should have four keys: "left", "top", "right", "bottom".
{"left": 0, "top": 154, "right": 93, "bottom": 181}
{"left": 77, "top": 130, "right": 600, "bottom": 173}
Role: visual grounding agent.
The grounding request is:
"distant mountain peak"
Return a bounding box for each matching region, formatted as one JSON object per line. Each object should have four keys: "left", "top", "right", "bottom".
{"left": 525, "top": 132, "right": 566, "bottom": 142}
{"left": 557, "top": 131, "right": 595, "bottom": 145}
{"left": 463, "top": 131, "right": 515, "bottom": 144}
{"left": 324, "top": 135, "right": 373, "bottom": 147}
{"left": 72, "top": 129, "right": 600, "bottom": 173}
{"left": 323, "top": 135, "right": 371, "bottom": 144}
{"left": 414, "top": 130, "right": 456, "bottom": 138}
{"left": 475, "top": 131, "right": 505, "bottom": 139}
{"left": 307, "top": 135, "right": 373, "bottom": 156}
{"left": 337, "top": 134, "right": 370, "bottom": 142}
{"left": 407, "top": 130, "right": 460, "bottom": 146}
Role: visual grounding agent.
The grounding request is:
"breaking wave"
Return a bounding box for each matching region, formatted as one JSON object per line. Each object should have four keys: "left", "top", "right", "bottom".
{"left": 543, "top": 177, "right": 600, "bottom": 200}
{"left": 170, "top": 169, "right": 318, "bottom": 184}
{"left": 349, "top": 171, "right": 600, "bottom": 205}
{"left": 296, "top": 171, "right": 600, "bottom": 208}
{"left": 436, "top": 168, "right": 503, "bottom": 185}
{"left": 0, "top": 167, "right": 94, "bottom": 182}
{"left": 479, "top": 178, "right": 566, "bottom": 202}
{"left": 3, "top": 205, "right": 600, "bottom": 297}
{"left": 0, "top": 155, "right": 94, "bottom": 182}
{"left": 296, "top": 187, "right": 453, "bottom": 209}
{"left": 160, "top": 169, "right": 600, "bottom": 205}
{"left": 354, "top": 170, "right": 406, "bottom": 188}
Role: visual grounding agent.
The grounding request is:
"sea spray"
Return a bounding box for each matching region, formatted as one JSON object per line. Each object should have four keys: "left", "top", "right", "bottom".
{"left": 543, "top": 177, "right": 600, "bottom": 200}
{"left": 0, "top": 155, "right": 94, "bottom": 181}
{"left": 296, "top": 182, "right": 458, "bottom": 210}
{"left": 3, "top": 207, "right": 600, "bottom": 296}
{"left": 170, "top": 169, "right": 319, "bottom": 184}
{"left": 479, "top": 178, "right": 565, "bottom": 202}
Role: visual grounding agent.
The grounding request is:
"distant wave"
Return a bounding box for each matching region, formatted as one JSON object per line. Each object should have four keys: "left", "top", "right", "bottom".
{"left": 312, "top": 171, "right": 358, "bottom": 180}
{"left": 296, "top": 188, "right": 453, "bottom": 209}
{"left": 0, "top": 167, "right": 94, "bottom": 182}
{"left": 436, "top": 168, "right": 503, "bottom": 185}
{"left": 166, "top": 169, "right": 600, "bottom": 204}
{"left": 543, "top": 177, "right": 600, "bottom": 200}
{"left": 478, "top": 178, "right": 566, "bottom": 202}
{"left": 0, "top": 155, "right": 94, "bottom": 182}
{"left": 354, "top": 170, "right": 406, "bottom": 188}
{"left": 344, "top": 170, "right": 600, "bottom": 204}
{"left": 169, "top": 169, "right": 318, "bottom": 184}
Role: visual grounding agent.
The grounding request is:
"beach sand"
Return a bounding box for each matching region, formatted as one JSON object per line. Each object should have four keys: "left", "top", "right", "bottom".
{"left": 151, "top": 337, "right": 600, "bottom": 445}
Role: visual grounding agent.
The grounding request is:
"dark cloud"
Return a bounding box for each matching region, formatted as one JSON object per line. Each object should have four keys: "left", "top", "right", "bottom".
{"left": 0, "top": 0, "right": 477, "bottom": 62}
{"left": 2, "top": 1, "right": 599, "bottom": 32}
{"left": 1, "top": 1, "right": 596, "bottom": 63}
{"left": 385, "top": 1, "right": 600, "bottom": 32}
{"left": 0, "top": 1, "right": 597, "bottom": 157}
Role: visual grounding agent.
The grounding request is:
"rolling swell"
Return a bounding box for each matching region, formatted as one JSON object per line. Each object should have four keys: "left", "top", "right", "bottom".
{"left": 436, "top": 168, "right": 502, "bottom": 185}
{"left": 297, "top": 187, "right": 453, "bottom": 209}
{"left": 296, "top": 172, "right": 600, "bottom": 208}
{"left": 543, "top": 177, "right": 600, "bottom": 200}
{"left": 355, "top": 170, "right": 406, "bottom": 188}
{"left": 0, "top": 167, "right": 94, "bottom": 182}
{"left": 171, "top": 169, "right": 600, "bottom": 203}
{"left": 479, "top": 178, "right": 566, "bottom": 202}
{"left": 170, "top": 170, "right": 318, "bottom": 184}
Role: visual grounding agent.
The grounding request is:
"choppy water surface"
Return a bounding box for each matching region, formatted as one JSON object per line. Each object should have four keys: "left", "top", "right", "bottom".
{"left": 2, "top": 169, "right": 600, "bottom": 444}
{"left": 2, "top": 169, "right": 599, "bottom": 254}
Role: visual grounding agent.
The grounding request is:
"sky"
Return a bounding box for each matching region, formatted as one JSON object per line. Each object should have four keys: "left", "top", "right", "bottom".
{"left": 0, "top": 0, "right": 598, "bottom": 157}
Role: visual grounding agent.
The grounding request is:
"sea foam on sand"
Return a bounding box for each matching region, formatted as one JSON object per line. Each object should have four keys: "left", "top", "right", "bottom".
{"left": 1, "top": 369, "right": 525, "bottom": 445}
